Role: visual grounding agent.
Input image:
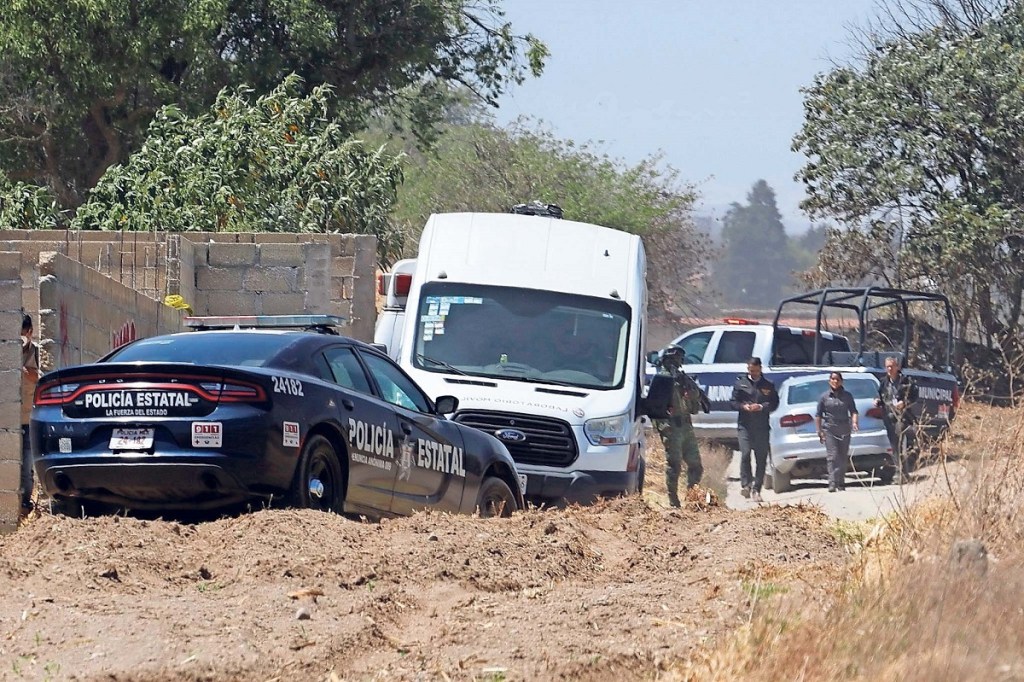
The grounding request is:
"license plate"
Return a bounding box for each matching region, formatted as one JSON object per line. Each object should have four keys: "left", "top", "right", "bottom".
{"left": 109, "top": 427, "right": 154, "bottom": 451}
{"left": 517, "top": 473, "right": 528, "bottom": 494}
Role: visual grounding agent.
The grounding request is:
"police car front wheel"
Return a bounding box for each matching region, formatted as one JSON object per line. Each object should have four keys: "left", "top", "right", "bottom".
{"left": 291, "top": 435, "right": 345, "bottom": 514}
{"left": 477, "top": 477, "right": 516, "bottom": 518}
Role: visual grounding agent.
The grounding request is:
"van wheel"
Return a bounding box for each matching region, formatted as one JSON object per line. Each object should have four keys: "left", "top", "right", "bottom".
{"left": 477, "top": 477, "right": 517, "bottom": 518}
{"left": 637, "top": 457, "right": 646, "bottom": 494}
{"left": 771, "top": 468, "right": 791, "bottom": 494}
{"left": 290, "top": 435, "right": 345, "bottom": 513}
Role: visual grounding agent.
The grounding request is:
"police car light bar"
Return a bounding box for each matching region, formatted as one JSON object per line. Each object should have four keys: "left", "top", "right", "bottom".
{"left": 184, "top": 315, "right": 347, "bottom": 331}
{"left": 723, "top": 317, "right": 759, "bottom": 325}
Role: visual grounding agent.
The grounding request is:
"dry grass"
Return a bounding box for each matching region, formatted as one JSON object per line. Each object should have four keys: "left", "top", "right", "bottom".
{"left": 675, "top": 400, "right": 1024, "bottom": 681}
{"left": 643, "top": 426, "right": 732, "bottom": 507}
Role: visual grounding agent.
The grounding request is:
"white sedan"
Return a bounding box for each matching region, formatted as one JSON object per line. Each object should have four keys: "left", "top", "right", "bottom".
{"left": 766, "top": 373, "right": 894, "bottom": 493}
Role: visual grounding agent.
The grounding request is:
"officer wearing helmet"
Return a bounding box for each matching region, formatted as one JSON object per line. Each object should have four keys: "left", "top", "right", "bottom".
{"left": 653, "top": 346, "right": 708, "bottom": 507}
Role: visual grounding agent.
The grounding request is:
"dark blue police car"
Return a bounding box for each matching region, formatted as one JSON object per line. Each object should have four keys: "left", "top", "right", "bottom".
{"left": 30, "top": 315, "right": 523, "bottom": 518}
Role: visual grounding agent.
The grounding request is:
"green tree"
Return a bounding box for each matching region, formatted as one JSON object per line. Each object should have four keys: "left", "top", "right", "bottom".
{"left": 793, "top": 0, "right": 1024, "bottom": 344}
{"left": 71, "top": 77, "right": 406, "bottom": 261}
{"left": 384, "top": 116, "right": 710, "bottom": 319}
{"left": 713, "top": 180, "right": 794, "bottom": 308}
{"left": 0, "top": 0, "right": 547, "bottom": 208}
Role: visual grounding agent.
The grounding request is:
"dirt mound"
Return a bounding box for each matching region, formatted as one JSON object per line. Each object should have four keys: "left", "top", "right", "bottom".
{"left": 0, "top": 497, "right": 846, "bottom": 681}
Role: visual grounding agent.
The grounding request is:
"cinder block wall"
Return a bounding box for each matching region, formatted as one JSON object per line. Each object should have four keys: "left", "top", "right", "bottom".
{"left": 3, "top": 230, "right": 378, "bottom": 342}
{"left": 0, "top": 252, "right": 24, "bottom": 533}
{"left": 38, "top": 253, "right": 188, "bottom": 370}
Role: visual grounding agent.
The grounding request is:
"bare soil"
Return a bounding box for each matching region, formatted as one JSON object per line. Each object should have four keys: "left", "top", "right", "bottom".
{"left": 0, "top": 483, "right": 850, "bottom": 682}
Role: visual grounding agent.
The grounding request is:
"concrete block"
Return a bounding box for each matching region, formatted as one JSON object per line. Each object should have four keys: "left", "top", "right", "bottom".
{"left": 0, "top": 252, "right": 20, "bottom": 280}
{"left": 259, "top": 293, "right": 307, "bottom": 315}
{"left": 0, "top": 312, "right": 21, "bottom": 336}
{"left": 0, "top": 343, "right": 20, "bottom": 373}
{"left": 0, "top": 492, "right": 19, "bottom": 534}
{"left": 353, "top": 236, "right": 377, "bottom": 276}
{"left": 242, "top": 267, "right": 296, "bottom": 293}
{"left": 0, "top": 282, "right": 20, "bottom": 312}
{"left": 339, "top": 235, "right": 355, "bottom": 257}
{"left": 0, "top": 370, "right": 20, "bottom": 403}
{"left": 0, "top": 397, "right": 19, "bottom": 430}
{"left": 204, "top": 291, "right": 258, "bottom": 315}
{"left": 208, "top": 243, "right": 258, "bottom": 267}
{"left": 258, "top": 243, "right": 304, "bottom": 266}
{"left": 196, "top": 267, "right": 245, "bottom": 291}
{"left": 255, "top": 233, "right": 300, "bottom": 244}
{"left": 332, "top": 256, "right": 356, "bottom": 276}
{"left": 0, "top": 431, "right": 20, "bottom": 467}
{"left": 0, "top": 459, "right": 21, "bottom": 492}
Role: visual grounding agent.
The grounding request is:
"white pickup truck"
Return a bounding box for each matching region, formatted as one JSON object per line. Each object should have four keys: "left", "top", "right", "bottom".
{"left": 650, "top": 287, "right": 960, "bottom": 447}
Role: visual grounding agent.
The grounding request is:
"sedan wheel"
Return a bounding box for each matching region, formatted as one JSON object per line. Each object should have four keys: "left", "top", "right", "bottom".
{"left": 477, "top": 477, "right": 517, "bottom": 518}
{"left": 292, "top": 435, "right": 344, "bottom": 513}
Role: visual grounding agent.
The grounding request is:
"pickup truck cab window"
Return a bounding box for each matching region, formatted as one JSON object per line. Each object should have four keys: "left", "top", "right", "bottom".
{"left": 676, "top": 331, "right": 713, "bottom": 364}
{"left": 714, "top": 330, "right": 756, "bottom": 363}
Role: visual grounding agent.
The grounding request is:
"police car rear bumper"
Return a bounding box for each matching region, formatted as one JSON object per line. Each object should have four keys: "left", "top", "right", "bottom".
{"left": 37, "top": 461, "right": 256, "bottom": 510}
{"left": 521, "top": 469, "right": 639, "bottom": 505}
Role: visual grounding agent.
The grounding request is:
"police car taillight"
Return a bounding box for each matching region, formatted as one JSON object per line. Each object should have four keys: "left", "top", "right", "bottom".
{"left": 199, "top": 381, "right": 267, "bottom": 403}
{"left": 35, "top": 382, "right": 80, "bottom": 406}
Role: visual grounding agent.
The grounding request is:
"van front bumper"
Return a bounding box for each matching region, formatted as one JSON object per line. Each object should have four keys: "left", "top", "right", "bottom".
{"left": 519, "top": 468, "right": 639, "bottom": 506}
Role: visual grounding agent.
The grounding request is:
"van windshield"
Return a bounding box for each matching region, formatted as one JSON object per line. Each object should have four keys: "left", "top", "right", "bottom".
{"left": 412, "top": 282, "right": 632, "bottom": 390}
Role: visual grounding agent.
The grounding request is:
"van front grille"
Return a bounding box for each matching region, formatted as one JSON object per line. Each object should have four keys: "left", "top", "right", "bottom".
{"left": 452, "top": 410, "right": 578, "bottom": 467}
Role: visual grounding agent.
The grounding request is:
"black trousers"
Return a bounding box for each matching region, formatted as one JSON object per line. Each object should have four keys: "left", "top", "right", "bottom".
{"left": 884, "top": 418, "right": 917, "bottom": 472}
{"left": 738, "top": 425, "right": 770, "bottom": 492}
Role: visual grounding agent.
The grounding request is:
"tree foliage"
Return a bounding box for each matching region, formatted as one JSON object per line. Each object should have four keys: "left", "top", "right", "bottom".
{"left": 712, "top": 180, "right": 795, "bottom": 308}
{"left": 387, "top": 116, "right": 710, "bottom": 320}
{"left": 0, "top": 0, "right": 547, "bottom": 208}
{"left": 71, "top": 77, "right": 407, "bottom": 262}
{"left": 794, "top": 0, "right": 1024, "bottom": 344}
{"left": 0, "top": 178, "right": 62, "bottom": 230}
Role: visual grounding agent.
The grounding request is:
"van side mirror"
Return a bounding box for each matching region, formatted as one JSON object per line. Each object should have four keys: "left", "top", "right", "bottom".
{"left": 435, "top": 395, "right": 459, "bottom": 415}
{"left": 641, "top": 374, "right": 673, "bottom": 419}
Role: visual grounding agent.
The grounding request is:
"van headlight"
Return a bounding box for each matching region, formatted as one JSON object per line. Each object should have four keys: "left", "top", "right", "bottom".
{"left": 584, "top": 413, "right": 630, "bottom": 446}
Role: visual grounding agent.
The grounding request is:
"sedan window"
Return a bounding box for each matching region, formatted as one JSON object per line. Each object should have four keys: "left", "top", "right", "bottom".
{"left": 360, "top": 353, "right": 432, "bottom": 413}
{"left": 323, "top": 347, "right": 373, "bottom": 393}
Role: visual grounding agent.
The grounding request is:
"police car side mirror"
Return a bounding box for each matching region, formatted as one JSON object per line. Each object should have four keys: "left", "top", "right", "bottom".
{"left": 646, "top": 350, "right": 659, "bottom": 365}
{"left": 641, "top": 374, "right": 673, "bottom": 419}
{"left": 435, "top": 395, "right": 459, "bottom": 415}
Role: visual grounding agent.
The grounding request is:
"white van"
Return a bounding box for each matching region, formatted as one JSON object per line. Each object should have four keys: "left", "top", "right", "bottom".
{"left": 376, "top": 211, "right": 655, "bottom": 504}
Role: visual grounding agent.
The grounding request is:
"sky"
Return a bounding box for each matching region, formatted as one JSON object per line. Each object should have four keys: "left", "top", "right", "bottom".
{"left": 493, "top": 0, "right": 882, "bottom": 233}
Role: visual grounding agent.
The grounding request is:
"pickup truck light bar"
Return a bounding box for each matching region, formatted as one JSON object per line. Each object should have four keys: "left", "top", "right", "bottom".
{"left": 184, "top": 315, "right": 347, "bottom": 334}
{"left": 722, "top": 317, "right": 759, "bottom": 325}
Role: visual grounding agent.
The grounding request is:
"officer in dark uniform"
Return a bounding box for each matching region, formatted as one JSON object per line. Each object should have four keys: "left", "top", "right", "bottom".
{"left": 730, "top": 356, "right": 779, "bottom": 503}
{"left": 653, "top": 347, "right": 708, "bottom": 507}
{"left": 876, "top": 355, "right": 919, "bottom": 482}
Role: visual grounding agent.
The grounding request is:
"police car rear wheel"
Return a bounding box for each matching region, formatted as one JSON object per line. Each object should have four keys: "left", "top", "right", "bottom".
{"left": 477, "top": 477, "right": 516, "bottom": 518}
{"left": 292, "top": 435, "right": 344, "bottom": 513}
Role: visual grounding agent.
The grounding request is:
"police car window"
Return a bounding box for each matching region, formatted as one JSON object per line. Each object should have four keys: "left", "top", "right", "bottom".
{"left": 675, "top": 331, "right": 713, "bottom": 364}
{"left": 714, "top": 331, "right": 756, "bottom": 363}
{"left": 322, "top": 347, "right": 373, "bottom": 393}
{"left": 360, "top": 353, "right": 431, "bottom": 413}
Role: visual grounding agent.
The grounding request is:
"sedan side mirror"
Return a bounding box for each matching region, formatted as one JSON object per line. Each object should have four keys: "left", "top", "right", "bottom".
{"left": 435, "top": 395, "right": 459, "bottom": 415}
